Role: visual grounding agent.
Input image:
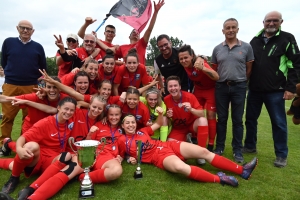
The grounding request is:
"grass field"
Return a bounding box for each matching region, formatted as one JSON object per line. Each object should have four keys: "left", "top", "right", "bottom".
{"left": 0, "top": 102, "right": 299, "bottom": 200}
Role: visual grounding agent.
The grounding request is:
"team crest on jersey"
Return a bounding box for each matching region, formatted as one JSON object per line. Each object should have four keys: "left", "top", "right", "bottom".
{"left": 136, "top": 115, "right": 142, "bottom": 121}
{"left": 137, "top": 131, "right": 144, "bottom": 135}
{"left": 192, "top": 71, "right": 198, "bottom": 76}
{"left": 68, "top": 122, "right": 74, "bottom": 130}
{"left": 135, "top": 74, "right": 140, "bottom": 80}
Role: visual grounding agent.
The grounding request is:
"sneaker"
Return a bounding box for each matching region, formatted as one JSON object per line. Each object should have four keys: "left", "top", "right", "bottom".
{"left": 0, "top": 192, "right": 14, "bottom": 200}
{"left": 207, "top": 144, "right": 214, "bottom": 152}
{"left": 197, "top": 158, "right": 206, "bottom": 165}
{"left": 213, "top": 148, "right": 224, "bottom": 156}
{"left": 242, "top": 147, "right": 257, "bottom": 154}
{"left": 233, "top": 152, "right": 244, "bottom": 163}
{"left": 17, "top": 186, "right": 35, "bottom": 200}
{"left": 217, "top": 172, "right": 239, "bottom": 187}
{"left": 0, "top": 138, "right": 12, "bottom": 157}
{"left": 1, "top": 175, "right": 20, "bottom": 194}
{"left": 274, "top": 157, "right": 287, "bottom": 168}
{"left": 240, "top": 157, "right": 258, "bottom": 180}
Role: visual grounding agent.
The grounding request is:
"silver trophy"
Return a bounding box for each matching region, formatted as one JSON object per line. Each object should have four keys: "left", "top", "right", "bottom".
{"left": 134, "top": 140, "right": 143, "bottom": 179}
{"left": 69, "top": 137, "right": 106, "bottom": 199}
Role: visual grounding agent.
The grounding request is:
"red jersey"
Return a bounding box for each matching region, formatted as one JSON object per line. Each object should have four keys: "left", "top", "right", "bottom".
{"left": 66, "top": 108, "right": 98, "bottom": 152}
{"left": 164, "top": 91, "right": 202, "bottom": 129}
{"left": 115, "top": 37, "right": 147, "bottom": 65}
{"left": 22, "top": 115, "right": 75, "bottom": 158}
{"left": 75, "top": 47, "right": 102, "bottom": 63}
{"left": 98, "top": 63, "right": 119, "bottom": 84}
{"left": 118, "top": 127, "right": 162, "bottom": 164}
{"left": 119, "top": 101, "right": 150, "bottom": 129}
{"left": 91, "top": 122, "right": 123, "bottom": 156}
{"left": 56, "top": 52, "right": 72, "bottom": 78}
{"left": 184, "top": 60, "right": 216, "bottom": 91}
{"left": 17, "top": 92, "right": 68, "bottom": 133}
{"left": 96, "top": 40, "right": 116, "bottom": 59}
{"left": 113, "top": 64, "right": 148, "bottom": 94}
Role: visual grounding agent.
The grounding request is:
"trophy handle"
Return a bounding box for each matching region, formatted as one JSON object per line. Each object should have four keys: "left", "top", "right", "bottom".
{"left": 95, "top": 137, "right": 106, "bottom": 157}
{"left": 68, "top": 137, "right": 77, "bottom": 154}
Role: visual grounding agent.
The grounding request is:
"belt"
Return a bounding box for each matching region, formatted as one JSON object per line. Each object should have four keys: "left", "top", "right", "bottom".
{"left": 221, "top": 80, "right": 245, "bottom": 86}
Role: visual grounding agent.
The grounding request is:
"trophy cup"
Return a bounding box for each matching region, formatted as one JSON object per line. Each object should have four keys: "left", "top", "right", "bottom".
{"left": 134, "top": 140, "right": 143, "bottom": 179}
{"left": 69, "top": 137, "right": 106, "bottom": 199}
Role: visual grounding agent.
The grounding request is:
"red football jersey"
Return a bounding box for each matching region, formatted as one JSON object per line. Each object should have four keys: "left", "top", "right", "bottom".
{"left": 118, "top": 127, "right": 162, "bottom": 164}
{"left": 23, "top": 115, "right": 75, "bottom": 157}
{"left": 113, "top": 64, "right": 148, "bottom": 95}
{"left": 91, "top": 122, "right": 123, "bottom": 156}
{"left": 114, "top": 38, "right": 147, "bottom": 65}
{"left": 164, "top": 91, "right": 202, "bottom": 129}
{"left": 184, "top": 60, "right": 216, "bottom": 91}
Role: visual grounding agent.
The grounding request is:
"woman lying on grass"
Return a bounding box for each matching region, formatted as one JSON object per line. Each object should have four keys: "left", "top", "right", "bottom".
{"left": 118, "top": 107, "right": 258, "bottom": 187}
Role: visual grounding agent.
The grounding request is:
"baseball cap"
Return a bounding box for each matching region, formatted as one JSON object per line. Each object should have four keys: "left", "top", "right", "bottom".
{"left": 67, "top": 33, "right": 78, "bottom": 41}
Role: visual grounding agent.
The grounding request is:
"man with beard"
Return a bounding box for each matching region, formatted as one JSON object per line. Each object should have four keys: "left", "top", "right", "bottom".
{"left": 243, "top": 11, "right": 300, "bottom": 168}
{"left": 55, "top": 34, "right": 101, "bottom": 69}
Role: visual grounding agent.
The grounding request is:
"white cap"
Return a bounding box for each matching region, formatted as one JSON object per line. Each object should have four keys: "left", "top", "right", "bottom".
{"left": 67, "top": 33, "right": 78, "bottom": 41}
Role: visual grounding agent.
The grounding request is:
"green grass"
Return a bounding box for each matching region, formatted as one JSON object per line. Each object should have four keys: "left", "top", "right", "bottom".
{"left": 1, "top": 102, "right": 300, "bottom": 200}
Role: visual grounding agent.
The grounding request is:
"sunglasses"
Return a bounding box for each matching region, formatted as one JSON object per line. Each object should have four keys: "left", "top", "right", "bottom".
{"left": 84, "top": 40, "right": 95, "bottom": 44}
{"left": 18, "top": 26, "right": 33, "bottom": 31}
{"left": 67, "top": 38, "right": 77, "bottom": 43}
{"left": 265, "top": 19, "right": 281, "bottom": 23}
{"left": 105, "top": 30, "right": 115, "bottom": 34}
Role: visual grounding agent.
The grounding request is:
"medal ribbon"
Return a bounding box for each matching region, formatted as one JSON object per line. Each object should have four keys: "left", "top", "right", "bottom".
{"left": 55, "top": 114, "right": 67, "bottom": 151}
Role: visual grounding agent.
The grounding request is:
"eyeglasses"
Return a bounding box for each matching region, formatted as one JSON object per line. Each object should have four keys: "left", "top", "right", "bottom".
{"left": 67, "top": 38, "right": 77, "bottom": 43}
{"left": 265, "top": 19, "right": 281, "bottom": 23}
{"left": 158, "top": 43, "right": 169, "bottom": 49}
{"left": 18, "top": 26, "right": 33, "bottom": 31}
{"left": 105, "top": 30, "right": 115, "bottom": 34}
{"left": 84, "top": 40, "right": 95, "bottom": 44}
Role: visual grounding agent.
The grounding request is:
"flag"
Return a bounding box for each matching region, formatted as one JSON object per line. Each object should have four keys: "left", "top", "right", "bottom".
{"left": 95, "top": 0, "right": 152, "bottom": 33}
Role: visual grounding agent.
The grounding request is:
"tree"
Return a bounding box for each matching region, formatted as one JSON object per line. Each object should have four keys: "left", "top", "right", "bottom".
{"left": 46, "top": 57, "right": 58, "bottom": 76}
{"left": 146, "top": 36, "right": 184, "bottom": 66}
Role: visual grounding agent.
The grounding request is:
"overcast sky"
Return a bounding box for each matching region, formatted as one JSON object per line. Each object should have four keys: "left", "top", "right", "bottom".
{"left": 0, "top": 0, "right": 299, "bottom": 60}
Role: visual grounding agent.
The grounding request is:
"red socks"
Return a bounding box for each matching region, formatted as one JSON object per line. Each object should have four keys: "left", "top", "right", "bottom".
{"left": 28, "top": 172, "right": 69, "bottom": 200}
{"left": 188, "top": 165, "right": 220, "bottom": 183}
{"left": 79, "top": 168, "right": 108, "bottom": 183}
{"left": 207, "top": 119, "right": 217, "bottom": 145}
{"left": 0, "top": 158, "right": 14, "bottom": 170}
{"left": 30, "top": 160, "right": 67, "bottom": 190}
{"left": 211, "top": 154, "right": 243, "bottom": 174}
{"left": 197, "top": 126, "right": 208, "bottom": 148}
{"left": 12, "top": 155, "right": 33, "bottom": 177}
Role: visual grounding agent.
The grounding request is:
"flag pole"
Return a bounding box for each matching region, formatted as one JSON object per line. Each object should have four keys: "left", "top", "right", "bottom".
{"left": 95, "top": 14, "right": 111, "bottom": 32}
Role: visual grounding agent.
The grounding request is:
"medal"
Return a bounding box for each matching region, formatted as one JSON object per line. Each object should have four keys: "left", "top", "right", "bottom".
{"left": 178, "top": 103, "right": 182, "bottom": 108}
{"left": 112, "top": 145, "right": 116, "bottom": 151}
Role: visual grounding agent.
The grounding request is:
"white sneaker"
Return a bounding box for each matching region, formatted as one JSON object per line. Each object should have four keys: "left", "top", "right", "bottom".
{"left": 197, "top": 158, "right": 206, "bottom": 165}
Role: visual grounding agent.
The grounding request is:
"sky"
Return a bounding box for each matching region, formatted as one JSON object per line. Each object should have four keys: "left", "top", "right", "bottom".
{"left": 0, "top": 0, "right": 299, "bottom": 60}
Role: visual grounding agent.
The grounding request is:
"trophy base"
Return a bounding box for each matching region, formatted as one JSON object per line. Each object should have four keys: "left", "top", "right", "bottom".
{"left": 134, "top": 171, "right": 143, "bottom": 179}
{"left": 79, "top": 187, "right": 94, "bottom": 199}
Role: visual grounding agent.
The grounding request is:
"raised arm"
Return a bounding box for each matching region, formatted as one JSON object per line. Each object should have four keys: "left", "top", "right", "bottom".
{"left": 11, "top": 98, "right": 57, "bottom": 114}
{"left": 78, "top": 17, "right": 97, "bottom": 39}
{"left": 150, "top": 106, "right": 164, "bottom": 131}
{"left": 39, "top": 69, "right": 84, "bottom": 101}
{"left": 142, "top": 0, "right": 165, "bottom": 43}
{"left": 195, "top": 61, "right": 219, "bottom": 81}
